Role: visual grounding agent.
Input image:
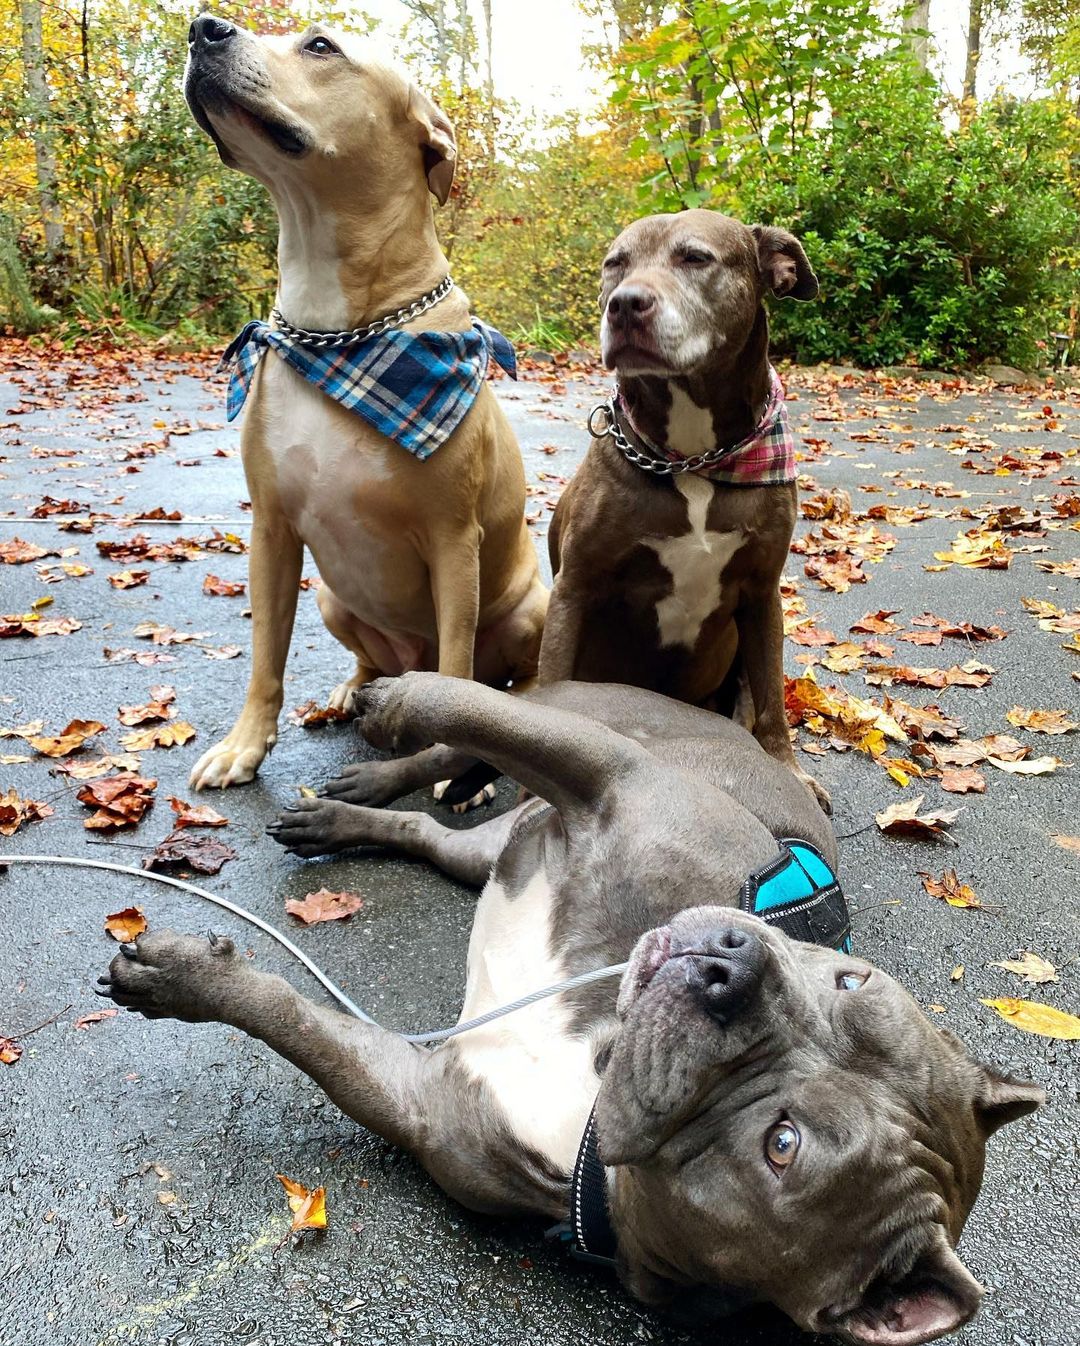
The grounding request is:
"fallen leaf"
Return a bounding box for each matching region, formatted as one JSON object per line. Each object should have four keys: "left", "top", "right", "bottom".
{"left": 918, "top": 868, "right": 981, "bottom": 908}
{"left": 76, "top": 774, "right": 156, "bottom": 829}
{"left": 939, "top": 766, "right": 987, "bottom": 794}
{"left": 52, "top": 751, "right": 141, "bottom": 780}
{"left": 1005, "top": 706, "right": 1078, "bottom": 735}
{"left": 74, "top": 1008, "right": 118, "bottom": 1030}
{"left": 167, "top": 797, "right": 228, "bottom": 829}
{"left": 288, "top": 700, "right": 352, "bottom": 728}
{"left": 104, "top": 907, "right": 148, "bottom": 942}
{"left": 989, "top": 951, "right": 1059, "bottom": 985}
{"left": 202, "top": 574, "right": 246, "bottom": 597}
{"left": 0, "top": 537, "right": 51, "bottom": 565}
{"left": 950, "top": 965, "right": 965, "bottom": 982}
{"left": 864, "top": 661, "right": 994, "bottom": 690}
{"left": 0, "top": 1038, "right": 23, "bottom": 1065}
{"left": 200, "top": 644, "right": 242, "bottom": 660}
{"left": 933, "top": 532, "right": 1011, "bottom": 569}
{"left": 285, "top": 888, "right": 364, "bottom": 925}
{"left": 876, "top": 795, "right": 961, "bottom": 842}
{"left": 980, "top": 998, "right": 1080, "bottom": 1040}
{"left": 120, "top": 722, "right": 196, "bottom": 751}
{"left": 276, "top": 1174, "right": 328, "bottom": 1233}
{"left": 885, "top": 698, "right": 964, "bottom": 741}
{"left": 143, "top": 831, "right": 237, "bottom": 875}
{"left": 27, "top": 719, "right": 107, "bottom": 757}
{"left": 118, "top": 687, "right": 176, "bottom": 725}
{"left": 0, "top": 613, "right": 82, "bottom": 639}
{"left": 985, "top": 755, "right": 1065, "bottom": 776}
{"left": 849, "top": 610, "right": 901, "bottom": 635}
{"left": 1050, "top": 834, "right": 1080, "bottom": 853}
{"left": 133, "top": 622, "right": 210, "bottom": 645}
{"left": 108, "top": 569, "right": 151, "bottom": 589}
{"left": 0, "top": 788, "right": 54, "bottom": 836}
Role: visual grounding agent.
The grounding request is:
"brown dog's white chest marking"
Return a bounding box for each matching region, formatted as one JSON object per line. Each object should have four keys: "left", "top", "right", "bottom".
{"left": 646, "top": 475, "right": 746, "bottom": 651}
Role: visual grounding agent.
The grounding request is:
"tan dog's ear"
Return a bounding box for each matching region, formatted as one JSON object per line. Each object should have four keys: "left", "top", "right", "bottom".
{"left": 752, "top": 224, "right": 818, "bottom": 301}
{"left": 407, "top": 84, "right": 456, "bottom": 205}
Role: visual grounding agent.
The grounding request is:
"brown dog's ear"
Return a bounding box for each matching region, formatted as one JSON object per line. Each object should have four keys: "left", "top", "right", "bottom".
{"left": 752, "top": 224, "right": 818, "bottom": 301}
{"left": 407, "top": 84, "right": 456, "bottom": 205}
{"left": 835, "top": 1231, "right": 984, "bottom": 1346}
{"left": 975, "top": 1067, "right": 1045, "bottom": 1137}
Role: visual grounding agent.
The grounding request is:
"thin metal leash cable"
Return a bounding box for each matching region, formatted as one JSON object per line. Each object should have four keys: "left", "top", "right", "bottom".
{"left": 0, "top": 855, "right": 626, "bottom": 1046}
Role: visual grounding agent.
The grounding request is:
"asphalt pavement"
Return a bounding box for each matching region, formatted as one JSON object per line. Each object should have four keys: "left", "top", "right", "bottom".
{"left": 0, "top": 348, "right": 1077, "bottom": 1346}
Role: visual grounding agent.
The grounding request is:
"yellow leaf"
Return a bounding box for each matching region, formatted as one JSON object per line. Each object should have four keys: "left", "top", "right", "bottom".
{"left": 276, "top": 1174, "right": 327, "bottom": 1232}
{"left": 31, "top": 594, "right": 53, "bottom": 610}
{"left": 986, "top": 755, "right": 1065, "bottom": 776}
{"left": 950, "top": 965, "right": 965, "bottom": 981}
{"left": 980, "top": 998, "right": 1080, "bottom": 1040}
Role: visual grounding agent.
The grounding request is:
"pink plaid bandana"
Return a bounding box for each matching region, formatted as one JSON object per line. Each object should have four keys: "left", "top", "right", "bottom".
{"left": 619, "top": 366, "right": 796, "bottom": 485}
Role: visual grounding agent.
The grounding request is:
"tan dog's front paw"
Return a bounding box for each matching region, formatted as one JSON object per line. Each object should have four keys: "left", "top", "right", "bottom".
{"left": 328, "top": 673, "right": 367, "bottom": 712}
{"left": 189, "top": 726, "right": 276, "bottom": 790}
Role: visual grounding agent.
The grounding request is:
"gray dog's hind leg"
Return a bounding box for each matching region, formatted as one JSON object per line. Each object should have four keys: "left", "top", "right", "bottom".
{"left": 267, "top": 796, "right": 525, "bottom": 885}
{"left": 320, "top": 743, "right": 479, "bottom": 807}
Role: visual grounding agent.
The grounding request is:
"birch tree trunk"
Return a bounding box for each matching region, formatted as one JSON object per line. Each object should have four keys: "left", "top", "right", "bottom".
{"left": 18, "top": 0, "right": 63, "bottom": 259}
{"left": 963, "top": 0, "right": 982, "bottom": 107}
{"left": 483, "top": 0, "right": 495, "bottom": 160}
{"left": 901, "top": 0, "right": 932, "bottom": 70}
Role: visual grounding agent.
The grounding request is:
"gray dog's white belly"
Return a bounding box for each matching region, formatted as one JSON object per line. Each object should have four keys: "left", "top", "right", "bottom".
{"left": 452, "top": 868, "right": 602, "bottom": 1174}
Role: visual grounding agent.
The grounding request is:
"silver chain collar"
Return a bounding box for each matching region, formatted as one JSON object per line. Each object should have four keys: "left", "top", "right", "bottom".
{"left": 587, "top": 397, "right": 744, "bottom": 477}
{"left": 271, "top": 274, "right": 455, "bottom": 350}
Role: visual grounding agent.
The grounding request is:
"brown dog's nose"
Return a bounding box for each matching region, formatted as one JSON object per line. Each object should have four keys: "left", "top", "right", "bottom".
{"left": 606, "top": 284, "right": 657, "bottom": 326}
{"left": 189, "top": 14, "right": 236, "bottom": 46}
{"left": 682, "top": 927, "right": 766, "bottom": 1023}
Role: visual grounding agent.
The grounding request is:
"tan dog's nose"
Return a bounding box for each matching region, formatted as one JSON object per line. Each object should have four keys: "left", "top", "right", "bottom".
{"left": 606, "top": 284, "right": 657, "bottom": 326}
{"left": 189, "top": 13, "right": 236, "bottom": 47}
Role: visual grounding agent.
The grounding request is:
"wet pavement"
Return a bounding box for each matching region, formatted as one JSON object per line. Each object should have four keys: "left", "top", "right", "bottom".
{"left": 0, "top": 349, "right": 1078, "bottom": 1346}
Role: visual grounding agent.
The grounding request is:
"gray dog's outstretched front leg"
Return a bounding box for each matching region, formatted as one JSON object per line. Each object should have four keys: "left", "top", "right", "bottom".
{"left": 101, "top": 930, "right": 428, "bottom": 1151}
{"left": 320, "top": 743, "right": 479, "bottom": 807}
{"left": 353, "top": 672, "right": 648, "bottom": 817}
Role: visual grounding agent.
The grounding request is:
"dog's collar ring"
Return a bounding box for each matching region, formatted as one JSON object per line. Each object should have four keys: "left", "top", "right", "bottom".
{"left": 271, "top": 274, "right": 455, "bottom": 349}
{"left": 589, "top": 395, "right": 744, "bottom": 477}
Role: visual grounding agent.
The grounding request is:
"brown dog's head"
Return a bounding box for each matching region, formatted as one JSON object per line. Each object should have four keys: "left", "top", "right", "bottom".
{"left": 183, "top": 15, "right": 455, "bottom": 207}
{"left": 599, "top": 210, "right": 817, "bottom": 377}
{"left": 597, "top": 907, "right": 1043, "bottom": 1344}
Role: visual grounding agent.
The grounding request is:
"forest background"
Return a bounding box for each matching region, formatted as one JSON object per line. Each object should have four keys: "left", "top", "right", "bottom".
{"left": 3, "top": 0, "right": 1079, "bottom": 369}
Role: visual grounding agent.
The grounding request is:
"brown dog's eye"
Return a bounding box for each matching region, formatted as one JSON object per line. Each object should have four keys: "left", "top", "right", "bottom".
{"left": 765, "top": 1121, "right": 800, "bottom": 1172}
{"left": 303, "top": 36, "right": 339, "bottom": 57}
{"left": 679, "top": 249, "right": 714, "bottom": 266}
{"left": 836, "top": 971, "right": 868, "bottom": 992}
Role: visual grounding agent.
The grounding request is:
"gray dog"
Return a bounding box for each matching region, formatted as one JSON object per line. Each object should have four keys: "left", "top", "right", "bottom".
{"left": 100, "top": 675, "right": 1041, "bottom": 1345}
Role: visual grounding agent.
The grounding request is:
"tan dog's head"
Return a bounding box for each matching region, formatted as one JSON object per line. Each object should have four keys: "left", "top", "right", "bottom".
{"left": 599, "top": 210, "right": 817, "bottom": 377}
{"left": 184, "top": 14, "right": 455, "bottom": 207}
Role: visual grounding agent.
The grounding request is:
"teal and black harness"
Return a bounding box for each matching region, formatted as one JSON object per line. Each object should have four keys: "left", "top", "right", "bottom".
{"left": 550, "top": 838, "right": 850, "bottom": 1271}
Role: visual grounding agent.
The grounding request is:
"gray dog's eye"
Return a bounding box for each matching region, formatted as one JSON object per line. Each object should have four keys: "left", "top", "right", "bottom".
{"left": 836, "top": 971, "right": 868, "bottom": 992}
{"left": 765, "top": 1120, "right": 800, "bottom": 1172}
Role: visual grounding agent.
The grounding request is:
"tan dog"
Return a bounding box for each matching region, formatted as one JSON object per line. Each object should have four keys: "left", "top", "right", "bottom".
{"left": 183, "top": 15, "right": 547, "bottom": 789}
{"left": 541, "top": 211, "right": 826, "bottom": 808}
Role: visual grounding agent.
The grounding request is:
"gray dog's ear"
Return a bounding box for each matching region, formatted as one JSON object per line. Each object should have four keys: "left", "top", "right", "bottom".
{"left": 752, "top": 225, "right": 818, "bottom": 301}
{"left": 407, "top": 85, "right": 456, "bottom": 205}
{"left": 974, "top": 1067, "right": 1045, "bottom": 1137}
{"left": 833, "top": 1230, "right": 983, "bottom": 1346}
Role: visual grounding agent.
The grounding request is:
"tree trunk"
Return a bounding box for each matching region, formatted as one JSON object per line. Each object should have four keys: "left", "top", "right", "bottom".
{"left": 18, "top": 0, "right": 63, "bottom": 259}
{"left": 482, "top": 0, "right": 495, "bottom": 160}
{"left": 457, "top": 0, "right": 468, "bottom": 85}
{"left": 901, "top": 0, "right": 932, "bottom": 71}
{"left": 963, "top": 0, "right": 982, "bottom": 108}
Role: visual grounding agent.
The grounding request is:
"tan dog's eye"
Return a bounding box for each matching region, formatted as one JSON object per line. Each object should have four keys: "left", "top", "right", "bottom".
{"left": 836, "top": 971, "right": 868, "bottom": 992}
{"left": 602, "top": 254, "right": 626, "bottom": 270}
{"left": 765, "top": 1121, "right": 800, "bottom": 1172}
{"left": 303, "top": 36, "right": 340, "bottom": 57}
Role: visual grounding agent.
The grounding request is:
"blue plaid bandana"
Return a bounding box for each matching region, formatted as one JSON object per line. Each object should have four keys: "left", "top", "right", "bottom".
{"left": 219, "top": 317, "right": 517, "bottom": 461}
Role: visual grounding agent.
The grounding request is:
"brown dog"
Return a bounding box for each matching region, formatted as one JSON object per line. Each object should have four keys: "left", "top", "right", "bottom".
{"left": 183, "top": 16, "right": 547, "bottom": 789}
{"left": 540, "top": 210, "right": 826, "bottom": 807}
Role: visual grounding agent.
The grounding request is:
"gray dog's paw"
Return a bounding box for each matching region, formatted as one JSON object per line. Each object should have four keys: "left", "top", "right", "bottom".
{"left": 96, "top": 929, "right": 242, "bottom": 1024}
{"left": 349, "top": 672, "right": 436, "bottom": 755}
{"left": 267, "top": 797, "right": 363, "bottom": 856}
{"left": 319, "top": 760, "right": 403, "bottom": 807}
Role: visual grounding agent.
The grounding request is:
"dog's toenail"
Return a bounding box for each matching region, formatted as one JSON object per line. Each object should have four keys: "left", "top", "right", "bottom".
{"left": 96, "top": 975, "right": 111, "bottom": 986}
{"left": 207, "top": 930, "right": 219, "bottom": 945}
{"left": 120, "top": 943, "right": 138, "bottom": 959}
{"left": 93, "top": 984, "right": 113, "bottom": 997}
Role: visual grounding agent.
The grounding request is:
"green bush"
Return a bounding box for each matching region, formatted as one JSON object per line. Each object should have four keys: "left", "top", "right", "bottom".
{"left": 744, "top": 66, "right": 1078, "bottom": 368}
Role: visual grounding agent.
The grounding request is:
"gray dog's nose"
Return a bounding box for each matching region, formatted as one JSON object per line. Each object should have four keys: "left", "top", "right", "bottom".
{"left": 683, "top": 927, "right": 766, "bottom": 1023}
{"left": 189, "top": 13, "right": 236, "bottom": 46}
{"left": 606, "top": 284, "right": 656, "bottom": 325}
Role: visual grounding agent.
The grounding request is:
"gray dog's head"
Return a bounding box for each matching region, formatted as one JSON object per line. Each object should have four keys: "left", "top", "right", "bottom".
{"left": 597, "top": 907, "right": 1043, "bottom": 1345}
{"left": 599, "top": 210, "right": 817, "bottom": 377}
